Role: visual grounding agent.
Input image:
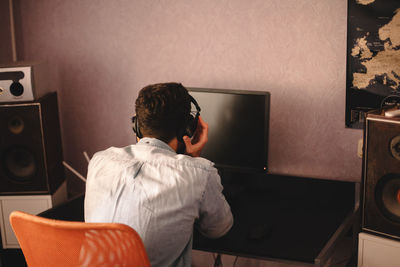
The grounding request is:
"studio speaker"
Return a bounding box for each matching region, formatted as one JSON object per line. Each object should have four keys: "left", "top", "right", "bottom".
{"left": 362, "top": 110, "right": 400, "bottom": 239}
{"left": 0, "top": 92, "right": 65, "bottom": 195}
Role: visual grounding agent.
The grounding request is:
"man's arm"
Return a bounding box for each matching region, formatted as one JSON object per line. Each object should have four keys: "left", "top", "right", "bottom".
{"left": 196, "top": 169, "right": 233, "bottom": 238}
{"left": 186, "top": 116, "right": 233, "bottom": 236}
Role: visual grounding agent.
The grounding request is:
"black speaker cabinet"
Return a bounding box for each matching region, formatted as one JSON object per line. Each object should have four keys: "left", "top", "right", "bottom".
{"left": 362, "top": 110, "right": 400, "bottom": 239}
{"left": 0, "top": 92, "right": 65, "bottom": 195}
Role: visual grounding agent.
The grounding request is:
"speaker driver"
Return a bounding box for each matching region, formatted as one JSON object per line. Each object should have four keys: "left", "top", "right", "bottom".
{"left": 375, "top": 174, "right": 400, "bottom": 223}
{"left": 3, "top": 147, "right": 37, "bottom": 182}
{"left": 8, "top": 116, "right": 24, "bottom": 135}
{"left": 390, "top": 135, "right": 400, "bottom": 161}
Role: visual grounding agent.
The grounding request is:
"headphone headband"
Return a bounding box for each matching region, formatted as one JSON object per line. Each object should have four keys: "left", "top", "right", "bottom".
{"left": 189, "top": 95, "right": 201, "bottom": 113}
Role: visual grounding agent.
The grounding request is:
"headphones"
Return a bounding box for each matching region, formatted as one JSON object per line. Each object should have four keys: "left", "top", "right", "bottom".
{"left": 132, "top": 95, "right": 201, "bottom": 140}
{"left": 131, "top": 115, "right": 143, "bottom": 138}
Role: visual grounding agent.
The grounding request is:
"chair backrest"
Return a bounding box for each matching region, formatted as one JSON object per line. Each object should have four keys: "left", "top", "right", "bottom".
{"left": 9, "top": 211, "right": 151, "bottom": 267}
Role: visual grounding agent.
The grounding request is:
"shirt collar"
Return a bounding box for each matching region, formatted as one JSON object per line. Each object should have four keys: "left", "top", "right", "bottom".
{"left": 137, "top": 137, "right": 176, "bottom": 154}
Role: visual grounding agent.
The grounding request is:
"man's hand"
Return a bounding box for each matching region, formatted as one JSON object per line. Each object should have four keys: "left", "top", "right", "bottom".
{"left": 183, "top": 116, "right": 208, "bottom": 157}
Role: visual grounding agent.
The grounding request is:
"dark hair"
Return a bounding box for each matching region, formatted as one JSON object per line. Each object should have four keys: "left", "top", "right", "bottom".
{"left": 135, "top": 82, "right": 191, "bottom": 142}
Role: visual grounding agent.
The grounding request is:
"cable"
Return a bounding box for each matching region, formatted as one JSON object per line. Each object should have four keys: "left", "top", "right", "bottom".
{"left": 62, "top": 161, "right": 86, "bottom": 182}
{"left": 213, "top": 253, "right": 222, "bottom": 267}
{"left": 232, "top": 256, "right": 239, "bottom": 267}
{"left": 83, "top": 151, "right": 91, "bottom": 163}
{"left": 9, "top": 0, "right": 17, "bottom": 61}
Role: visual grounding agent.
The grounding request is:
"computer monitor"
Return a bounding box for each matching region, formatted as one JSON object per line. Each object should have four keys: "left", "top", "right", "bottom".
{"left": 188, "top": 87, "right": 270, "bottom": 172}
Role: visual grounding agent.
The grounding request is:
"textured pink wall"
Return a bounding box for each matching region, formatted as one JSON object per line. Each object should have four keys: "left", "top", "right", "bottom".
{"left": 12, "top": 0, "right": 362, "bottom": 192}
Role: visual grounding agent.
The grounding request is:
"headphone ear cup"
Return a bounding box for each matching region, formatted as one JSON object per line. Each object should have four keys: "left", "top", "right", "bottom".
{"left": 186, "top": 95, "right": 200, "bottom": 138}
{"left": 177, "top": 115, "right": 195, "bottom": 141}
{"left": 178, "top": 94, "right": 201, "bottom": 141}
{"left": 185, "top": 114, "right": 198, "bottom": 138}
{"left": 132, "top": 116, "right": 142, "bottom": 138}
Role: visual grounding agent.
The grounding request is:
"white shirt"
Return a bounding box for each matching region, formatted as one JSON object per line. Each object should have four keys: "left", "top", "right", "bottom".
{"left": 84, "top": 138, "right": 233, "bottom": 267}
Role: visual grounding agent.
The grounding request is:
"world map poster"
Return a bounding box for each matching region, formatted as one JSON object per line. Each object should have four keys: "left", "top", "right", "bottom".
{"left": 346, "top": 0, "right": 400, "bottom": 128}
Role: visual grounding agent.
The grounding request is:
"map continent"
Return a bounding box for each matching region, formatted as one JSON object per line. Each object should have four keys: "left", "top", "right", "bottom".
{"left": 351, "top": 4, "right": 400, "bottom": 92}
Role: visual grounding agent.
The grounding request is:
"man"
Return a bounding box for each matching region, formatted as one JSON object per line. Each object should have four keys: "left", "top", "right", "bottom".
{"left": 84, "top": 82, "right": 233, "bottom": 267}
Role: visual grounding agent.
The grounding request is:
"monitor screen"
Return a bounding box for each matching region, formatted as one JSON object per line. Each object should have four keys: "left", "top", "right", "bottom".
{"left": 188, "top": 88, "right": 270, "bottom": 172}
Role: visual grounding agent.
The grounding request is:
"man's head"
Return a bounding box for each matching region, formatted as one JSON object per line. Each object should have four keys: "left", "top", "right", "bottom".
{"left": 134, "top": 82, "right": 192, "bottom": 143}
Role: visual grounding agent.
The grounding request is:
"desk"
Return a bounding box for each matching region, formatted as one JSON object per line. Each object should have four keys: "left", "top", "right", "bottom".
{"left": 40, "top": 174, "right": 357, "bottom": 266}
{"left": 194, "top": 173, "right": 357, "bottom": 266}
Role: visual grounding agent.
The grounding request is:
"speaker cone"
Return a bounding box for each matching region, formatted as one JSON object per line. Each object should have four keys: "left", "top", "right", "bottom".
{"left": 390, "top": 135, "right": 400, "bottom": 161}
{"left": 3, "top": 146, "right": 37, "bottom": 182}
{"left": 375, "top": 174, "right": 400, "bottom": 223}
{"left": 8, "top": 115, "right": 24, "bottom": 135}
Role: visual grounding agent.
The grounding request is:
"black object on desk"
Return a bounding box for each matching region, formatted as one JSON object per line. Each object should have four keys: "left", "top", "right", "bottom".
{"left": 39, "top": 174, "right": 356, "bottom": 266}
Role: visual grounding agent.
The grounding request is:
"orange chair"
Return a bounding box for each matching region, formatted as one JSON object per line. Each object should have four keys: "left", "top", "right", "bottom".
{"left": 9, "top": 211, "right": 151, "bottom": 267}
